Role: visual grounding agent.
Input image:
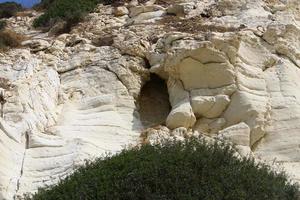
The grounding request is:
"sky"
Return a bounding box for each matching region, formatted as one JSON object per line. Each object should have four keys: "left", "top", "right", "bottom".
{"left": 0, "top": 0, "right": 40, "bottom": 8}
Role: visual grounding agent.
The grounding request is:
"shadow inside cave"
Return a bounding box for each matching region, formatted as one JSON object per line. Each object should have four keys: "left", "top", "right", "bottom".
{"left": 137, "top": 74, "right": 171, "bottom": 128}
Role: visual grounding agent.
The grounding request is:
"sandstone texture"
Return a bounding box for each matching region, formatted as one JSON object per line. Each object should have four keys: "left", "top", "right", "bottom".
{"left": 1, "top": 0, "right": 300, "bottom": 199}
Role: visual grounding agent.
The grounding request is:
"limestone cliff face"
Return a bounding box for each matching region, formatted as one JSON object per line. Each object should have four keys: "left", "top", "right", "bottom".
{"left": 0, "top": 0, "right": 300, "bottom": 199}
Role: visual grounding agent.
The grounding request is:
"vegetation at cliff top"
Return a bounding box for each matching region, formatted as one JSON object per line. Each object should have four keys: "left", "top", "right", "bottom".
{"left": 26, "top": 137, "right": 299, "bottom": 200}
{"left": 0, "top": 2, "right": 23, "bottom": 19}
{"left": 33, "top": 0, "right": 126, "bottom": 31}
{"left": 32, "top": 0, "right": 166, "bottom": 33}
{"left": 33, "top": 0, "right": 99, "bottom": 33}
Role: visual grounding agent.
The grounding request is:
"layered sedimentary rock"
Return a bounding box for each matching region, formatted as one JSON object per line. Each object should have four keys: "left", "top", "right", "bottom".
{"left": 1, "top": 0, "right": 300, "bottom": 199}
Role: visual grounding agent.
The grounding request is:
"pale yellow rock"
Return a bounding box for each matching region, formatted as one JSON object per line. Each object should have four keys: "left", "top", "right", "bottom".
{"left": 131, "top": 10, "right": 165, "bottom": 24}
{"left": 178, "top": 57, "right": 235, "bottom": 90}
{"left": 166, "top": 4, "right": 185, "bottom": 16}
{"left": 143, "top": 0, "right": 300, "bottom": 185}
{"left": 193, "top": 118, "right": 226, "bottom": 135}
{"left": 114, "top": 6, "right": 129, "bottom": 16}
{"left": 191, "top": 95, "right": 230, "bottom": 118}
{"left": 129, "top": 5, "right": 164, "bottom": 17}
{"left": 218, "top": 122, "right": 251, "bottom": 147}
{"left": 166, "top": 78, "right": 196, "bottom": 129}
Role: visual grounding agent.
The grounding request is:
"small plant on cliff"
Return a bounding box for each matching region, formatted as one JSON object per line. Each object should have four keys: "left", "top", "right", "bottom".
{"left": 26, "top": 137, "right": 299, "bottom": 200}
{"left": 0, "top": 29, "right": 25, "bottom": 51}
{"left": 0, "top": 2, "right": 22, "bottom": 19}
{"left": 0, "top": 20, "right": 6, "bottom": 30}
{"left": 32, "top": 0, "right": 167, "bottom": 33}
{"left": 33, "top": 0, "right": 100, "bottom": 32}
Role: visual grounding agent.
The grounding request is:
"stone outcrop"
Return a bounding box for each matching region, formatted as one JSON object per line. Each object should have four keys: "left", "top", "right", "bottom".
{"left": 1, "top": 0, "right": 300, "bottom": 199}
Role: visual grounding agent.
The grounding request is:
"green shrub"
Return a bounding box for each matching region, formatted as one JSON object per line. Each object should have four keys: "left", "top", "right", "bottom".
{"left": 0, "top": 2, "right": 22, "bottom": 19}
{"left": 0, "top": 20, "right": 6, "bottom": 30}
{"left": 26, "top": 137, "right": 299, "bottom": 200}
{"left": 33, "top": 0, "right": 100, "bottom": 31}
{"left": 32, "top": 0, "right": 156, "bottom": 32}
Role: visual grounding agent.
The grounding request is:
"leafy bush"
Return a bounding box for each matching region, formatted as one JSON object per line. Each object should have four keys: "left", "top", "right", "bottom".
{"left": 33, "top": 0, "right": 100, "bottom": 32}
{"left": 0, "top": 20, "right": 6, "bottom": 30}
{"left": 0, "top": 30, "right": 25, "bottom": 50}
{"left": 32, "top": 0, "right": 162, "bottom": 32}
{"left": 26, "top": 137, "right": 299, "bottom": 200}
{"left": 0, "top": 2, "right": 22, "bottom": 19}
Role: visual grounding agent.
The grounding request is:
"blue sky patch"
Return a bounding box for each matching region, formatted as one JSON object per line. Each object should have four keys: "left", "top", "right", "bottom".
{"left": 0, "top": 0, "right": 40, "bottom": 8}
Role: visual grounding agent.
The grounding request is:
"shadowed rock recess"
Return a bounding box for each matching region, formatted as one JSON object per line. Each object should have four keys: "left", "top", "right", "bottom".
{"left": 0, "top": 0, "right": 300, "bottom": 199}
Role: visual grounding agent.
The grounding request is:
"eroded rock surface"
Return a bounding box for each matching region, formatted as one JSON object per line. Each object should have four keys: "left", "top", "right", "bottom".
{"left": 1, "top": 0, "right": 300, "bottom": 199}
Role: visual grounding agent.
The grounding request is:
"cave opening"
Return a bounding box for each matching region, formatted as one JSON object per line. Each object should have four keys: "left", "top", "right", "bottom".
{"left": 138, "top": 74, "right": 171, "bottom": 128}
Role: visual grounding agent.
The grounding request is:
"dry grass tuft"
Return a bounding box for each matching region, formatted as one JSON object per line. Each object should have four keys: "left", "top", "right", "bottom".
{"left": 160, "top": 15, "right": 245, "bottom": 34}
{"left": 0, "top": 29, "right": 26, "bottom": 51}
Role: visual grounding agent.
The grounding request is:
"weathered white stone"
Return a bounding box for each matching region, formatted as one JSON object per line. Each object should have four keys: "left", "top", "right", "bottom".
{"left": 218, "top": 122, "right": 251, "bottom": 147}
{"left": 0, "top": 42, "right": 149, "bottom": 199}
{"left": 22, "top": 39, "right": 51, "bottom": 52}
{"left": 166, "top": 3, "right": 194, "bottom": 16}
{"left": 194, "top": 118, "right": 226, "bottom": 135}
{"left": 114, "top": 6, "right": 129, "bottom": 16}
{"left": 166, "top": 78, "right": 196, "bottom": 129}
{"left": 129, "top": 5, "right": 164, "bottom": 17}
{"left": 236, "top": 145, "right": 253, "bottom": 157}
{"left": 143, "top": 0, "right": 300, "bottom": 185}
{"left": 191, "top": 95, "right": 230, "bottom": 118}
{"left": 178, "top": 57, "right": 235, "bottom": 90}
{"left": 131, "top": 10, "right": 165, "bottom": 24}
